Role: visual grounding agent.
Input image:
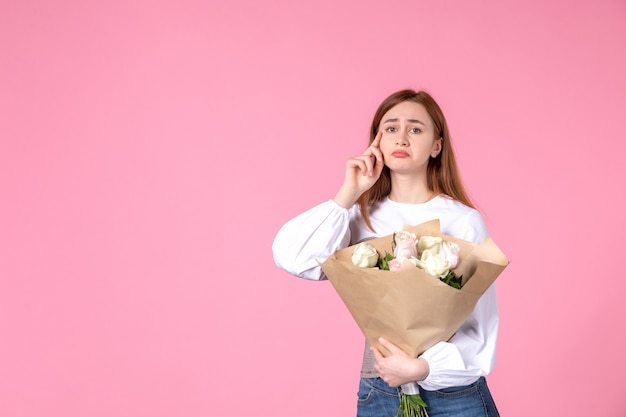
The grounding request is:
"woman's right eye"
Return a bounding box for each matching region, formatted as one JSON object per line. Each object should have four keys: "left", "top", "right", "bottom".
{"left": 385, "top": 127, "right": 397, "bottom": 133}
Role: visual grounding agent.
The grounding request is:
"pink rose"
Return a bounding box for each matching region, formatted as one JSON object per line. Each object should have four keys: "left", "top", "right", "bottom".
{"left": 388, "top": 257, "right": 407, "bottom": 271}
{"left": 439, "top": 241, "right": 461, "bottom": 269}
{"left": 393, "top": 231, "right": 417, "bottom": 259}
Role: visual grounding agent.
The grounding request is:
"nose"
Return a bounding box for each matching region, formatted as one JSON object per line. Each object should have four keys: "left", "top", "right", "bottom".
{"left": 395, "top": 131, "right": 409, "bottom": 146}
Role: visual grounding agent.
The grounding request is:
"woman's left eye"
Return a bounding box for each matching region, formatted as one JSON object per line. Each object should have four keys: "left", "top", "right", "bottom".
{"left": 409, "top": 128, "right": 422, "bottom": 134}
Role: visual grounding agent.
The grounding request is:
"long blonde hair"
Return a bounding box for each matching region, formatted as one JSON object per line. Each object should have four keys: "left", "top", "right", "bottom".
{"left": 357, "top": 89, "right": 476, "bottom": 231}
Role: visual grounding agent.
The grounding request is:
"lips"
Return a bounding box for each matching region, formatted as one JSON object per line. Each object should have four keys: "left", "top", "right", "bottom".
{"left": 391, "top": 150, "right": 409, "bottom": 157}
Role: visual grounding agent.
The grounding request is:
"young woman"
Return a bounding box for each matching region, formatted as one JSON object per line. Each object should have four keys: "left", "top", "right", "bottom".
{"left": 272, "top": 89, "right": 500, "bottom": 417}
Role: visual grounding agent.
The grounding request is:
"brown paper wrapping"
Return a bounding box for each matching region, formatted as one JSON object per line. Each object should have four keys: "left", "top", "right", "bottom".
{"left": 320, "top": 219, "right": 509, "bottom": 358}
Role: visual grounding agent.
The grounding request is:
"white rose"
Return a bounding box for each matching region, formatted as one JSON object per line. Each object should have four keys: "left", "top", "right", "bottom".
{"left": 351, "top": 242, "right": 379, "bottom": 267}
{"left": 417, "top": 235, "right": 443, "bottom": 254}
{"left": 413, "top": 249, "right": 450, "bottom": 277}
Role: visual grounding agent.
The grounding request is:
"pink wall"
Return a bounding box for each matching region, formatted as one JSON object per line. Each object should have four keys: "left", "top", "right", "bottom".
{"left": 2, "top": 0, "right": 625, "bottom": 415}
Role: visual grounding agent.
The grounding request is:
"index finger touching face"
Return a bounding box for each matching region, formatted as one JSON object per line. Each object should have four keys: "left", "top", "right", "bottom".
{"left": 372, "top": 130, "right": 383, "bottom": 148}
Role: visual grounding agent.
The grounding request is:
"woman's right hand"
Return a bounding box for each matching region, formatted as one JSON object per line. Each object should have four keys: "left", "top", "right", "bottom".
{"left": 333, "top": 132, "right": 384, "bottom": 208}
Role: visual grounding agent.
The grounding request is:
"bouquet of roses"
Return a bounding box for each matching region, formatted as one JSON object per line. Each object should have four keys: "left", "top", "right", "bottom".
{"left": 352, "top": 230, "right": 464, "bottom": 416}
{"left": 320, "top": 220, "right": 509, "bottom": 417}
{"left": 353, "top": 230, "right": 464, "bottom": 288}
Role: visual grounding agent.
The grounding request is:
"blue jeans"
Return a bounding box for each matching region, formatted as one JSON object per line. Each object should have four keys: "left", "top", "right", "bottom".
{"left": 356, "top": 377, "right": 500, "bottom": 417}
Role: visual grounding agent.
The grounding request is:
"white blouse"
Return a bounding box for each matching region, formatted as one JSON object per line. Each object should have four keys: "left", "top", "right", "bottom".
{"left": 272, "top": 196, "right": 499, "bottom": 391}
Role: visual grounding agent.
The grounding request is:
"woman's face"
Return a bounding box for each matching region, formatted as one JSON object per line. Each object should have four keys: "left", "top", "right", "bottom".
{"left": 378, "top": 101, "right": 442, "bottom": 175}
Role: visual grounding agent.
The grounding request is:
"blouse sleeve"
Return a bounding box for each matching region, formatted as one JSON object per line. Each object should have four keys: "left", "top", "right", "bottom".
{"left": 417, "top": 209, "right": 499, "bottom": 390}
{"left": 272, "top": 200, "right": 353, "bottom": 281}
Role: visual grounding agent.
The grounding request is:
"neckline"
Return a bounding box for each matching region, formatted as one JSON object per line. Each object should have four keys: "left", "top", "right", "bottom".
{"left": 386, "top": 194, "right": 441, "bottom": 206}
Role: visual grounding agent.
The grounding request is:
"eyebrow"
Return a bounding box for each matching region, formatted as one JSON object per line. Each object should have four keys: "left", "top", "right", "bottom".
{"left": 382, "top": 118, "right": 426, "bottom": 125}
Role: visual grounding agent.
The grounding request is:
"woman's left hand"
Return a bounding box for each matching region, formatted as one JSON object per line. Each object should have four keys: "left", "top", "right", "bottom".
{"left": 371, "top": 337, "right": 430, "bottom": 387}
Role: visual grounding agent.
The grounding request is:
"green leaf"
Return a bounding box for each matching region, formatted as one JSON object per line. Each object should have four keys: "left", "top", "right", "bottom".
{"left": 377, "top": 251, "right": 394, "bottom": 271}
{"left": 439, "top": 271, "right": 462, "bottom": 289}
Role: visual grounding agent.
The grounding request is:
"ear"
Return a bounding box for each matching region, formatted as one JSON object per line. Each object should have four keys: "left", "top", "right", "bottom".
{"left": 431, "top": 137, "right": 443, "bottom": 158}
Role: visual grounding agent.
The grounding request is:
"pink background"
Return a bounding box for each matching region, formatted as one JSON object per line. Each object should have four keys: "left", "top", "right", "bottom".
{"left": 1, "top": 0, "right": 625, "bottom": 416}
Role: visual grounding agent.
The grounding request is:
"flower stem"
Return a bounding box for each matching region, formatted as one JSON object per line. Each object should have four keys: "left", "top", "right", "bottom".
{"left": 397, "top": 393, "right": 429, "bottom": 417}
